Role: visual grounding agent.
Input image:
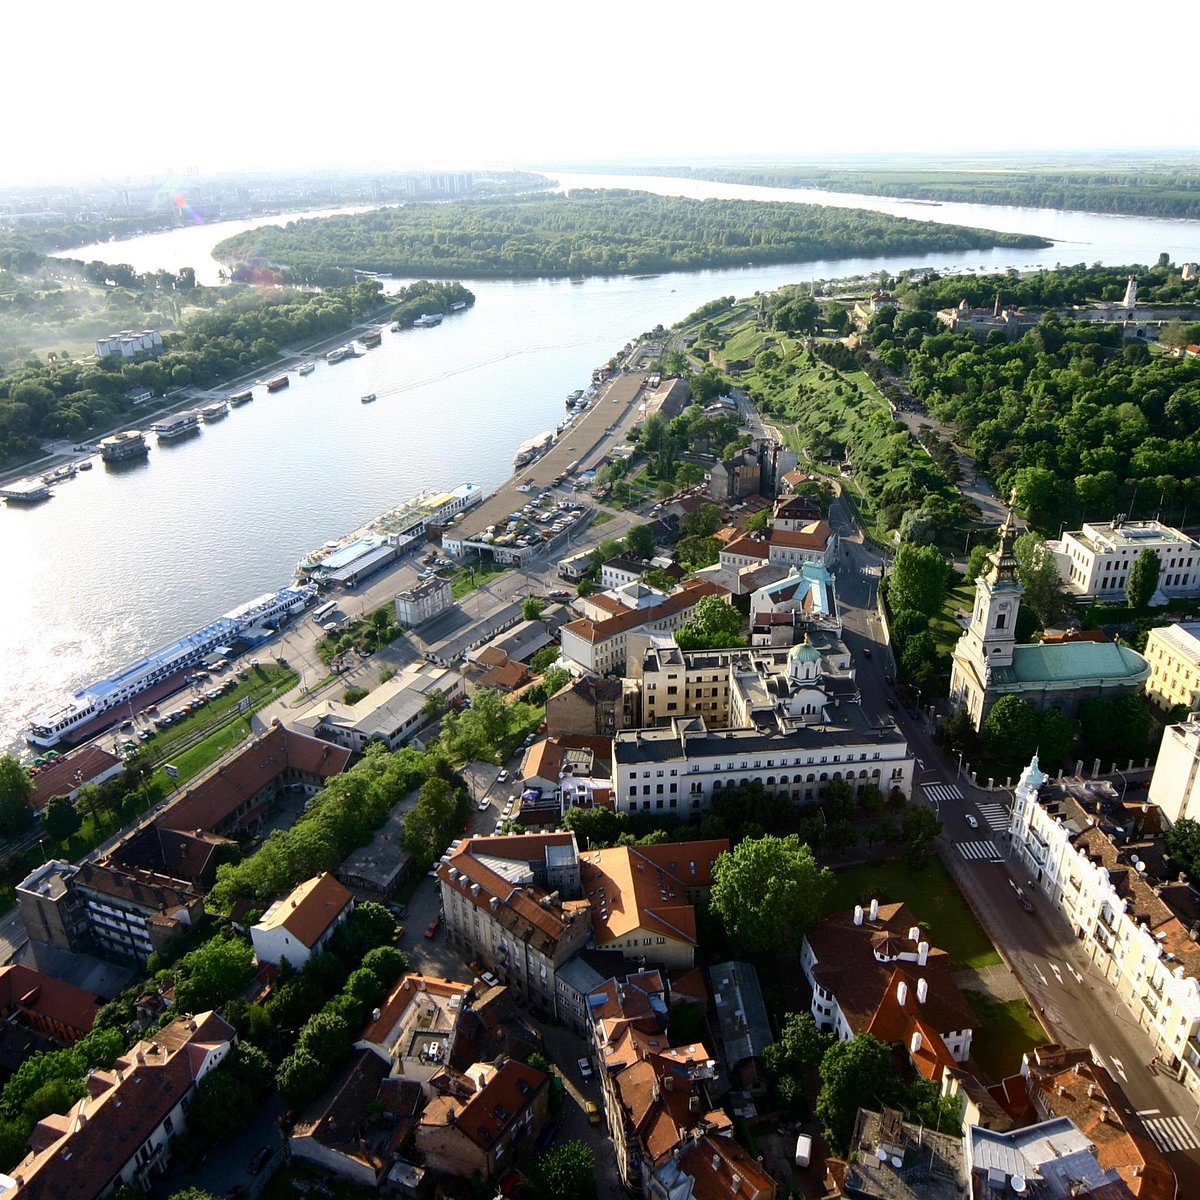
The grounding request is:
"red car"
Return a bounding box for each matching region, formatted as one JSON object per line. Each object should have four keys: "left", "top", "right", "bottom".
{"left": 425, "top": 919, "right": 441, "bottom": 939}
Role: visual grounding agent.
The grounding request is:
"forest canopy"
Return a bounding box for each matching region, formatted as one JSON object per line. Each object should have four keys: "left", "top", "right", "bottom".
{"left": 213, "top": 190, "right": 1050, "bottom": 285}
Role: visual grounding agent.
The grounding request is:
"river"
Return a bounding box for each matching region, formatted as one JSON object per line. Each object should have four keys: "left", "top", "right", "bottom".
{"left": 5, "top": 176, "right": 1197, "bottom": 755}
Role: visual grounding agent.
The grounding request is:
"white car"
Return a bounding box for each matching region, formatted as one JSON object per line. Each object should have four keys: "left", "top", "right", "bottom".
{"left": 497, "top": 769, "right": 510, "bottom": 784}
{"left": 477, "top": 798, "right": 490, "bottom": 812}
{"left": 480, "top": 971, "right": 500, "bottom": 987}
{"left": 578, "top": 1057, "right": 593, "bottom": 1080}
{"left": 965, "top": 814, "right": 979, "bottom": 829}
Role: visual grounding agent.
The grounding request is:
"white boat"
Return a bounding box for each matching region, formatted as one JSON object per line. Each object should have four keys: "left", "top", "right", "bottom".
{"left": 413, "top": 313, "right": 443, "bottom": 328}
{"left": 200, "top": 401, "right": 229, "bottom": 422}
{"left": 41, "top": 464, "right": 77, "bottom": 485}
{"left": 150, "top": 411, "right": 201, "bottom": 440}
{"left": 1, "top": 478, "right": 51, "bottom": 503}
{"left": 298, "top": 361, "right": 316, "bottom": 376}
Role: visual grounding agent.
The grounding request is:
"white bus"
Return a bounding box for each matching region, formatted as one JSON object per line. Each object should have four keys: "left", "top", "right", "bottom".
{"left": 311, "top": 599, "right": 338, "bottom": 623}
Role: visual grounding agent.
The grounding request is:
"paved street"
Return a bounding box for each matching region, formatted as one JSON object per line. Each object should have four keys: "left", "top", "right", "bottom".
{"left": 830, "top": 497, "right": 1200, "bottom": 1191}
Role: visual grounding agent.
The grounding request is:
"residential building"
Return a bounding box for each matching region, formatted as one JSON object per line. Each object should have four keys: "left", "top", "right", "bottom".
{"left": 289, "top": 1050, "right": 422, "bottom": 1188}
{"left": 649, "top": 1131, "right": 776, "bottom": 1200}
{"left": 772, "top": 493, "right": 823, "bottom": 530}
{"left": 707, "top": 962, "right": 773, "bottom": 1099}
{"left": 290, "top": 661, "right": 464, "bottom": 752}
{"left": 643, "top": 376, "right": 692, "bottom": 421}
{"left": 708, "top": 437, "right": 796, "bottom": 503}
{"left": 467, "top": 617, "right": 554, "bottom": 666}
{"left": 836, "top": 1107, "right": 964, "bottom": 1200}
{"left": 1046, "top": 519, "right": 1200, "bottom": 602}
{"left": 103, "top": 825, "right": 233, "bottom": 890}
{"left": 950, "top": 508, "right": 1150, "bottom": 728}
{"left": 0, "top": 1011, "right": 233, "bottom": 1200}
{"left": 0, "top": 964, "right": 101, "bottom": 1045}
{"left": 1008, "top": 756, "right": 1200, "bottom": 1098}
{"left": 1150, "top": 712, "right": 1200, "bottom": 824}
{"left": 555, "top": 950, "right": 639, "bottom": 1035}
{"left": 557, "top": 549, "right": 594, "bottom": 581}
{"left": 748, "top": 563, "right": 839, "bottom": 640}
{"left": 579, "top": 840, "right": 728, "bottom": 971}
{"left": 435, "top": 834, "right": 592, "bottom": 1017}
{"left": 628, "top": 631, "right": 853, "bottom": 733}
{"left": 575, "top": 580, "right": 671, "bottom": 624}
{"left": 156, "top": 725, "right": 350, "bottom": 836}
{"left": 394, "top": 576, "right": 452, "bottom": 627}
{"left": 1143, "top": 622, "right": 1200, "bottom": 712}
{"left": 337, "top": 804, "right": 412, "bottom": 897}
{"left": 415, "top": 1059, "right": 550, "bottom": 1181}
{"left": 560, "top": 579, "right": 730, "bottom": 675}
{"left": 602, "top": 554, "right": 652, "bottom": 590}
{"left": 768, "top": 520, "right": 837, "bottom": 569}
{"left": 17, "top": 859, "right": 204, "bottom": 967}
{"left": 546, "top": 674, "right": 631, "bottom": 738}
{"left": 1020, "top": 1045, "right": 1176, "bottom": 1199}
{"left": 356, "top": 973, "right": 472, "bottom": 1095}
{"left": 801, "top": 899, "right": 975, "bottom": 1079}
{"left": 251, "top": 872, "right": 355, "bottom": 969}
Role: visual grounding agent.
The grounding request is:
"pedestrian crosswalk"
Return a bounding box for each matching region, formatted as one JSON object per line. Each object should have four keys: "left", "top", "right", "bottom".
{"left": 1141, "top": 1113, "right": 1200, "bottom": 1153}
{"left": 957, "top": 839, "right": 1003, "bottom": 863}
{"left": 977, "top": 801, "right": 1010, "bottom": 832}
{"left": 923, "top": 782, "right": 964, "bottom": 806}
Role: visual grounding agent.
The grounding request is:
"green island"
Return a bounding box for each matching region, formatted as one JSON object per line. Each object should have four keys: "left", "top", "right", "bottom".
{"left": 211, "top": 189, "right": 1049, "bottom": 285}
{"left": 634, "top": 163, "right": 1200, "bottom": 220}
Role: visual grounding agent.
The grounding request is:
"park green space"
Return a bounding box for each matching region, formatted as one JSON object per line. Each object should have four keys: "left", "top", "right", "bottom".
{"left": 965, "top": 991, "right": 1047, "bottom": 1083}
{"left": 824, "top": 859, "right": 1002, "bottom": 971}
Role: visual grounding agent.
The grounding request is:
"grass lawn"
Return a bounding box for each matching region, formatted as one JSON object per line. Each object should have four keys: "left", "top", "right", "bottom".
{"left": 447, "top": 557, "right": 512, "bottom": 601}
{"left": 930, "top": 581, "right": 975, "bottom": 658}
{"left": 824, "top": 858, "right": 1001, "bottom": 970}
{"left": 964, "top": 990, "right": 1047, "bottom": 1083}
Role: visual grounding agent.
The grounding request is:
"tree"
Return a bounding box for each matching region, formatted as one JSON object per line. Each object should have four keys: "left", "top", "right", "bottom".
{"left": 981, "top": 696, "right": 1039, "bottom": 765}
{"left": 625, "top": 523, "right": 657, "bottom": 560}
{"left": 678, "top": 503, "right": 723, "bottom": 539}
{"left": 1166, "top": 818, "right": 1200, "bottom": 883}
{"left": 527, "top": 1140, "right": 597, "bottom": 1200}
{"left": 0, "top": 756, "right": 34, "bottom": 839}
{"left": 817, "top": 1033, "right": 899, "bottom": 1154}
{"left": 522, "top": 595, "right": 547, "bottom": 622}
{"left": 403, "top": 776, "right": 459, "bottom": 862}
{"left": 902, "top": 805, "right": 942, "bottom": 867}
{"left": 676, "top": 595, "right": 744, "bottom": 651}
{"left": 710, "top": 835, "right": 833, "bottom": 957}
{"left": 1126, "top": 548, "right": 1161, "bottom": 610}
{"left": 277, "top": 1046, "right": 327, "bottom": 1107}
{"left": 966, "top": 544, "right": 991, "bottom": 581}
{"left": 562, "top": 804, "right": 627, "bottom": 848}
{"left": 330, "top": 901, "right": 396, "bottom": 966}
{"left": 361, "top": 944, "right": 409, "bottom": 988}
{"left": 888, "top": 544, "right": 950, "bottom": 618}
{"left": 43, "top": 794, "right": 82, "bottom": 843}
{"left": 764, "top": 1012, "right": 831, "bottom": 1108}
{"left": 173, "top": 935, "right": 255, "bottom": 1013}
{"left": 1079, "top": 694, "right": 1153, "bottom": 764}
{"left": 1013, "top": 532, "right": 1067, "bottom": 626}
{"left": 745, "top": 509, "right": 770, "bottom": 533}
{"left": 1037, "top": 708, "right": 1076, "bottom": 771}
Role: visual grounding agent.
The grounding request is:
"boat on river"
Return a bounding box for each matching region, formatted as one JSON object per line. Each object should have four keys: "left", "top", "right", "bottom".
{"left": 42, "top": 464, "right": 77, "bottom": 485}
{"left": 266, "top": 374, "right": 290, "bottom": 392}
{"left": 200, "top": 401, "right": 229, "bottom": 422}
{"left": 514, "top": 430, "right": 554, "bottom": 469}
{"left": 151, "top": 411, "right": 200, "bottom": 440}
{"left": 361, "top": 393, "right": 377, "bottom": 404}
{"left": 228, "top": 389, "right": 253, "bottom": 406}
{"left": 326, "top": 345, "right": 354, "bottom": 364}
{"left": 413, "top": 313, "right": 443, "bottom": 328}
{"left": 1, "top": 479, "right": 51, "bottom": 504}
{"left": 99, "top": 430, "right": 149, "bottom": 461}
{"left": 360, "top": 330, "right": 383, "bottom": 348}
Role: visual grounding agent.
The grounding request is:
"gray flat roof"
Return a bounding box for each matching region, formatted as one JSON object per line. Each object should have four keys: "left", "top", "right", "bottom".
{"left": 614, "top": 722, "right": 908, "bottom": 766}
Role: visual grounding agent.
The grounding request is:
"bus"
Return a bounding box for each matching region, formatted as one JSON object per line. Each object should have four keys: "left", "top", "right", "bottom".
{"left": 564, "top": 459, "right": 580, "bottom": 476}
{"left": 311, "top": 600, "right": 338, "bottom": 623}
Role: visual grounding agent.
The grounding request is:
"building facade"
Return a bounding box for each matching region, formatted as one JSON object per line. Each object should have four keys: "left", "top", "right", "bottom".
{"left": 1149, "top": 713, "right": 1200, "bottom": 824}
{"left": 1143, "top": 622, "right": 1200, "bottom": 713}
{"left": 251, "top": 872, "right": 355, "bottom": 969}
{"left": 1047, "top": 519, "right": 1200, "bottom": 602}
{"left": 1008, "top": 756, "right": 1200, "bottom": 1098}
{"left": 394, "top": 577, "right": 452, "bottom": 627}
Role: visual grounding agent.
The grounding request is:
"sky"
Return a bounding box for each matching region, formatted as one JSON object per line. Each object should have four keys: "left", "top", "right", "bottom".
{"left": 6, "top": 0, "right": 1199, "bottom": 186}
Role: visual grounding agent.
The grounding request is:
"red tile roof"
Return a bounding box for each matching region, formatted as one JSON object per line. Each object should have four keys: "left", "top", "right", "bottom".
{"left": 454, "top": 1060, "right": 549, "bottom": 1151}
{"left": 770, "top": 520, "right": 834, "bottom": 552}
{"left": 562, "top": 580, "right": 727, "bottom": 645}
{"left": 0, "top": 965, "right": 101, "bottom": 1042}
{"left": 256, "top": 871, "right": 354, "bottom": 949}
{"left": 31, "top": 746, "right": 123, "bottom": 810}
{"left": 157, "top": 726, "right": 350, "bottom": 834}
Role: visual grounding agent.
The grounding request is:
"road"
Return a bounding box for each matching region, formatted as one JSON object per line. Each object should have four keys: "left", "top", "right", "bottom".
{"left": 830, "top": 498, "right": 1200, "bottom": 1188}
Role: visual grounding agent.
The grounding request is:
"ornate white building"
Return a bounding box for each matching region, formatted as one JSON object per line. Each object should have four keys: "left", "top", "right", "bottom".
{"left": 1008, "top": 756, "right": 1200, "bottom": 1096}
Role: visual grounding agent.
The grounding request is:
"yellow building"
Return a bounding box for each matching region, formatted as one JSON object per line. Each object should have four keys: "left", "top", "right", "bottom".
{"left": 1144, "top": 622, "right": 1200, "bottom": 712}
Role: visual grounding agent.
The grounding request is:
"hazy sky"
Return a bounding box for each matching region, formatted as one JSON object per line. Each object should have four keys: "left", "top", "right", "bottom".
{"left": 7, "top": 0, "right": 1199, "bottom": 186}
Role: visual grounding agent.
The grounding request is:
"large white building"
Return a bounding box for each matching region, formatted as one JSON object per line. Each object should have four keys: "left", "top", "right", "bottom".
{"left": 95, "top": 328, "right": 163, "bottom": 358}
{"left": 394, "top": 576, "right": 452, "bottom": 627}
{"left": 1143, "top": 622, "right": 1200, "bottom": 713}
{"left": 1008, "top": 756, "right": 1200, "bottom": 1096}
{"left": 1046, "top": 519, "right": 1200, "bottom": 602}
{"left": 1149, "top": 712, "right": 1200, "bottom": 825}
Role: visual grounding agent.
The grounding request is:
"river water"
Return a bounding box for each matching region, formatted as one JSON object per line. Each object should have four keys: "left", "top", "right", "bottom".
{"left": 5, "top": 177, "right": 1198, "bottom": 754}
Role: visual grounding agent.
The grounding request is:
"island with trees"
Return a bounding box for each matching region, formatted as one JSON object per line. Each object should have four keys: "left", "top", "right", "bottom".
{"left": 212, "top": 190, "right": 1049, "bottom": 285}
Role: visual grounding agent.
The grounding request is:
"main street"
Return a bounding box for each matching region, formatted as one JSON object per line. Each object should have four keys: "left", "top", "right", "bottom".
{"left": 830, "top": 502, "right": 1200, "bottom": 1187}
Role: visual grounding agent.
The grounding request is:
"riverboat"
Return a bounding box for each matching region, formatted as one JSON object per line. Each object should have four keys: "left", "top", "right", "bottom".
{"left": 151, "top": 411, "right": 200, "bottom": 440}
{"left": 228, "top": 389, "right": 254, "bottom": 406}
{"left": 78, "top": 459, "right": 93, "bottom": 470}
{"left": 513, "top": 430, "right": 555, "bottom": 469}
{"left": 99, "top": 430, "right": 149, "bottom": 461}
{"left": 326, "top": 345, "right": 352, "bottom": 364}
{"left": 297, "top": 361, "right": 316, "bottom": 375}
{"left": 450, "top": 300, "right": 467, "bottom": 311}
{"left": 1, "top": 479, "right": 51, "bottom": 503}
{"left": 41, "top": 464, "right": 77, "bottom": 485}
{"left": 360, "top": 330, "right": 383, "bottom": 348}
{"left": 361, "top": 393, "right": 377, "bottom": 404}
{"left": 413, "top": 313, "right": 443, "bottom": 328}
{"left": 200, "top": 401, "right": 229, "bottom": 422}
{"left": 266, "top": 374, "right": 290, "bottom": 392}
{"left": 26, "top": 583, "right": 317, "bottom": 748}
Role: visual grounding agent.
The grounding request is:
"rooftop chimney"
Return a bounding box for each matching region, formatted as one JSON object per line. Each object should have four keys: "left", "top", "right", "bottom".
{"left": 910, "top": 1031, "right": 923, "bottom": 1054}
{"left": 853, "top": 905, "right": 864, "bottom": 926}
{"left": 896, "top": 981, "right": 908, "bottom": 1007}
{"left": 869, "top": 898, "right": 879, "bottom": 921}
{"left": 917, "top": 941, "right": 929, "bottom": 966}
{"left": 916, "top": 978, "right": 928, "bottom": 1004}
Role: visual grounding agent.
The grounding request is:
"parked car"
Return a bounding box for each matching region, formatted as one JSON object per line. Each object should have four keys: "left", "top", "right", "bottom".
{"left": 477, "top": 798, "right": 491, "bottom": 811}
{"left": 585, "top": 1100, "right": 601, "bottom": 1126}
{"left": 578, "top": 1057, "right": 593, "bottom": 1080}
{"left": 248, "top": 1145, "right": 274, "bottom": 1175}
{"left": 425, "top": 919, "right": 441, "bottom": 939}
{"left": 497, "top": 768, "right": 510, "bottom": 784}
{"left": 480, "top": 971, "right": 500, "bottom": 987}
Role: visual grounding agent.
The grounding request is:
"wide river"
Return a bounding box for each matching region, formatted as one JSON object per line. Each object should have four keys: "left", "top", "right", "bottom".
{"left": 4, "top": 175, "right": 1197, "bottom": 754}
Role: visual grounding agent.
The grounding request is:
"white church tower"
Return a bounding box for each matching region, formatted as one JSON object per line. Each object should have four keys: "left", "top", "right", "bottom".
{"left": 949, "top": 504, "right": 1025, "bottom": 727}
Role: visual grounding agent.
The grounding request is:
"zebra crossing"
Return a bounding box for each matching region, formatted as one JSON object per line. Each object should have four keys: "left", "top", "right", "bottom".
{"left": 977, "top": 801, "right": 1010, "bottom": 832}
{"left": 1140, "top": 1112, "right": 1200, "bottom": 1153}
{"left": 957, "top": 839, "right": 1003, "bottom": 863}
{"left": 922, "top": 782, "right": 964, "bottom": 806}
